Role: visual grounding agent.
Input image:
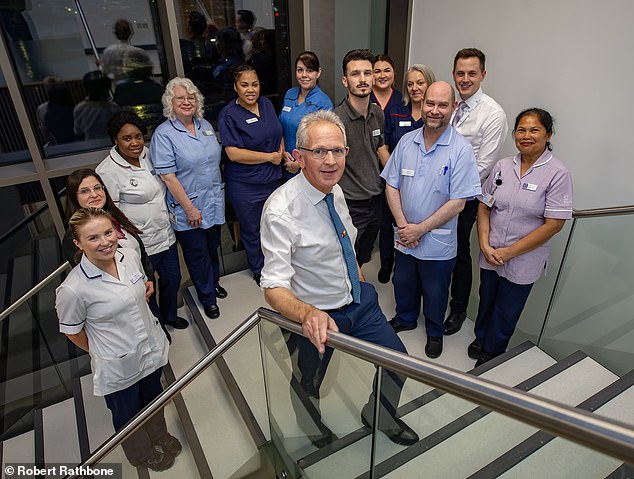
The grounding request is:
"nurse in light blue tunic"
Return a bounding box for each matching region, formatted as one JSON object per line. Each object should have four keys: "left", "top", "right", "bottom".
{"left": 150, "top": 77, "right": 226, "bottom": 320}
{"left": 279, "top": 51, "right": 333, "bottom": 179}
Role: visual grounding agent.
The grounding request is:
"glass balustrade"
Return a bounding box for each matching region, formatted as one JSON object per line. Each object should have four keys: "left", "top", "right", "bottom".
{"left": 539, "top": 215, "right": 634, "bottom": 375}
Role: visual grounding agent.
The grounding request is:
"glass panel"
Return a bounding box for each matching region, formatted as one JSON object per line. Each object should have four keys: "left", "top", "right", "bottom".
{"left": 540, "top": 215, "right": 634, "bottom": 375}
{"left": 0, "top": 274, "right": 89, "bottom": 439}
{"left": 0, "top": 184, "right": 63, "bottom": 307}
{"left": 260, "top": 320, "right": 377, "bottom": 478}
{"left": 172, "top": 0, "right": 291, "bottom": 125}
{"left": 0, "top": 68, "right": 31, "bottom": 166}
{"left": 0, "top": 0, "right": 168, "bottom": 159}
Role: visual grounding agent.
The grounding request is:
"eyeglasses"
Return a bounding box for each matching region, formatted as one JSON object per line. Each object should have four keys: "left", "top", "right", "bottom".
{"left": 299, "top": 147, "right": 347, "bottom": 160}
{"left": 77, "top": 185, "right": 105, "bottom": 196}
{"left": 174, "top": 95, "right": 196, "bottom": 104}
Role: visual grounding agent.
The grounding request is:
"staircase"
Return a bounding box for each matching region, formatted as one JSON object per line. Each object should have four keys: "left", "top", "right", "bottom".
{"left": 1, "top": 269, "right": 633, "bottom": 478}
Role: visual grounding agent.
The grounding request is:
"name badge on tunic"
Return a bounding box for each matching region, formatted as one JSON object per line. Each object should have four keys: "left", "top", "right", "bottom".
{"left": 203, "top": 130, "right": 214, "bottom": 136}
{"left": 130, "top": 271, "right": 143, "bottom": 284}
{"left": 246, "top": 117, "right": 258, "bottom": 124}
{"left": 481, "top": 193, "right": 495, "bottom": 208}
{"left": 129, "top": 178, "right": 138, "bottom": 187}
{"left": 522, "top": 182, "right": 538, "bottom": 191}
{"left": 399, "top": 121, "right": 411, "bottom": 127}
{"left": 401, "top": 168, "right": 415, "bottom": 177}
{"left": 372, "top": 129, "right": 381, "bottom": 136}
{"left": 282, "top": 106, "right": 292, "bottom": 112}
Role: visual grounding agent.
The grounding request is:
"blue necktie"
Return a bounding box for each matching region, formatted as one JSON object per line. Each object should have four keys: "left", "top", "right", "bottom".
{"left": 324, "top": 193, "right": 361, "bottom": 304}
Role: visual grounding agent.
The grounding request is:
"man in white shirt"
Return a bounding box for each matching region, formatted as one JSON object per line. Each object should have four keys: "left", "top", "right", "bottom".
{"left": 260, "top": 110, "right": 418, "bottom": 448}
{"left": 444, "top": 48, "right": 508, "bottom": 336}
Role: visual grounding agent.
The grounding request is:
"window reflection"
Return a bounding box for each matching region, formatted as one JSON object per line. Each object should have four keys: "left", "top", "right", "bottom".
{"left": 0, "top": 69, "right": 30, "bottom": 166}
{"left": 0, "top": 0, "right": 168, "bottom": 160}
{"left": 174, "top": 1, "right": 290, "bottom": 124}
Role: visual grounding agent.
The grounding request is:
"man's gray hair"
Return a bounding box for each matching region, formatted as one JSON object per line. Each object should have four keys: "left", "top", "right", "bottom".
{"left": 296, "top": 110, "right": 347, "bottom": 148}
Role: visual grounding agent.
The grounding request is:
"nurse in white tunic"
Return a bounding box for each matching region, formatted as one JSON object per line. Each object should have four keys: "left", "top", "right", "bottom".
{"left": 56, "top": 207, "right": 180, "bottom": 471}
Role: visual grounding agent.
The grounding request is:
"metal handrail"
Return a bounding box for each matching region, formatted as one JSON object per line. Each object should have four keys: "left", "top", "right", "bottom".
{"left": 67, "top": 308, "right": 634, "bottom": 478}
{"left": 574, "top": 204, "right": 634, "bottom": 218}
{"left": 0, "top": 262, "right": 70, "bottom": 321}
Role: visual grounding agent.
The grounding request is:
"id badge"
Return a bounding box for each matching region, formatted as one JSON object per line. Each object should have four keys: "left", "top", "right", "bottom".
{"left": 393, "top": 226, "right": 408, "bottom": 253}
{"left": 168, "top": 211, "right": 177, "bottom": 225}
{"left": 130, "top": 271, "right": 143, "bottom": 284}
{"left": 481, "top": 193, "right": 495, "bottom": 208}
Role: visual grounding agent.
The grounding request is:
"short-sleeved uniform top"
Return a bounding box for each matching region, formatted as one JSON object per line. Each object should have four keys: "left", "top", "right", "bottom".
{"left": 218, "top": 96, "right": 283, "bottom": 185}
{"left": 56, "top": 249, "right": 169, "bottom": 396}
{"left": 479, "top": 151, "right": 573, "bottom": 284}
{"left": 334, "top": 100, "right": 385, "bottom": 200}
{"left": 150, "top": 117, "right": 225, "bottom": 231}
{"left": 279, "top": 86, "right": 333, "bottom": 153}
{"left": 383, "top": 101, "right": 423, "bottom": 153}
{"left": 96, "top": 146, "right": 176, "bottom": 255}
{"left": 381, "top": 125, "right": 481, "bottom": 260}
{"left": 370, "top": 88, "right": 402, "bottom": 153}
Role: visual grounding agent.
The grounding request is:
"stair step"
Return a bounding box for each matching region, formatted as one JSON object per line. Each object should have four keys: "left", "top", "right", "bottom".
{"left": 1, "top": 430, "right": 34, "bottom": 466}
{"left": 41, "top": 397, "right": 81, "bottom": 465}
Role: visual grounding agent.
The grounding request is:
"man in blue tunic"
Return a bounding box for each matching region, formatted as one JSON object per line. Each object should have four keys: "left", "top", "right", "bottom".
{"left": 382, "top": 81, "right": 481, "bottom": 358}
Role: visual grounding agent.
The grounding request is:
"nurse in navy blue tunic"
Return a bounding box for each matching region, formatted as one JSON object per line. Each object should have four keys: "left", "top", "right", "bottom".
{"left": 376, "top": 63, "right": 437, "bottom": 283}
{"left": 218, "top": 64, "right": 283, "bottom": 284}
{"left": 279, "top": 51, "right": 333, "bottom": 180}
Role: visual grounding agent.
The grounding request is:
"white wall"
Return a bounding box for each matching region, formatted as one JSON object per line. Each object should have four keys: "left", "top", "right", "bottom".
{"left": 408, "top": 0, "right": 634, "bottom": 209}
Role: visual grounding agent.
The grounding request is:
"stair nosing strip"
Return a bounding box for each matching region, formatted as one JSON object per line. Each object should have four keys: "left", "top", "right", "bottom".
{"left": 468, "top": 340, "right": 535, "bottom": 376}
{"left": 34, "top": 408, "right": 44, "bottom": 466}
{"left": 72, "top": 376, "right": 91, "bottom": 461}
{"left": 162, "top": 362, "right": 214, "bottom": 479}
{"left": 605, "top": 463, "right": 634, "bottom": 479}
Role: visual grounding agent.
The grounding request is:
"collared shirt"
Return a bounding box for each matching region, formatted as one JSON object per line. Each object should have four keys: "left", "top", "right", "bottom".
{"left": 56, "top": 249, "right": 169, "bottom": 396}
{"left": 382, "top": 125, "right": 481, "bottom": 260}
{"left": 334, "top": 99, "right": 385, "bottom": 200}
{"left": 73, "top": 101, "right": 121, "bottom": 140}
{"left": 383, "top": 101, "right": 423, "bottom": 153}
{"left": 218, "top": 96, "right": 283, "bottom": 185}
{"left": 150, "top": 117, "right": 225, "bottom": 231}
{"left": 452, "top": 88, "right": 508, "bottom": 182}
{"left": 260, "top": 173, "right": 357, "bottom": 310}
{"left": 280, "top": 85, "right": 333, "bottom": 153}
{"left": 479, "top": 151, "right": 573, "bottom": 284}
{"left": 96, "top": 146, "right": 175, "bottom": 255}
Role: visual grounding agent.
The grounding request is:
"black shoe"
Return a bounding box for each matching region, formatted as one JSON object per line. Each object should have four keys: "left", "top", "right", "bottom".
{"left": 300, "top": 423, "right": 338, "bottom": 448}
{"left": 475, "top": 351, "right": 495, "bottom": 367}
{"left": 165, "top": 317, "right": 189, "bottom": 329}
{"left": 156, "top": 434, "right": 182, "bottom": 457}
{"left": 378, "top": 266, "right": 392, "bottom": 284}
{"left": 468, "top": 339, "right": 483, "bottom": 359}
{"left": 443, "top": 311, "right": 467, "bottom": 335}
{"left": 388, "top": 318, "right": 417, "bottom": 333}
{"left": 215, "top": 285, "right": 228, "bottom": 299}
{"left": 138, "top": 446, "right": 175, "bottom": 471}
{"left": 204, "top": 304, "right": 220, "bottom": 319}
{"left": 425, "top": 336, "right": 443, "bottom": 358}
{"left": 253, "top": 273, "right": 261, "bottom": 287}
{"left": 360, "top": 404, "right": 419, "bottom": 446}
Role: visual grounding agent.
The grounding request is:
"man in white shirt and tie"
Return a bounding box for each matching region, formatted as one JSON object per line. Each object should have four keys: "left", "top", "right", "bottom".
{"left": 444, "top": 48, "right": 508, "bottom": 336}
{"left": 260, "top": 110, "right": 418, "bottom": 448}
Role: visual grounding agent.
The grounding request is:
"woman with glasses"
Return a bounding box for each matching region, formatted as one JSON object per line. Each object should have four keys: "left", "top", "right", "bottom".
{"left": 62, "top": 168, "right": 166, "bottom": 336}
{"left": 279, "top": 51, "right": 333, "bottom": 180}
{"left": 96, "top": 111, "right": 187, "bottom": 330}
{"left": 150, "top": 77, "right": 226, "bottom": 320}
{"left": 218, "top": 64, "right": 283, "bottom": 285}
